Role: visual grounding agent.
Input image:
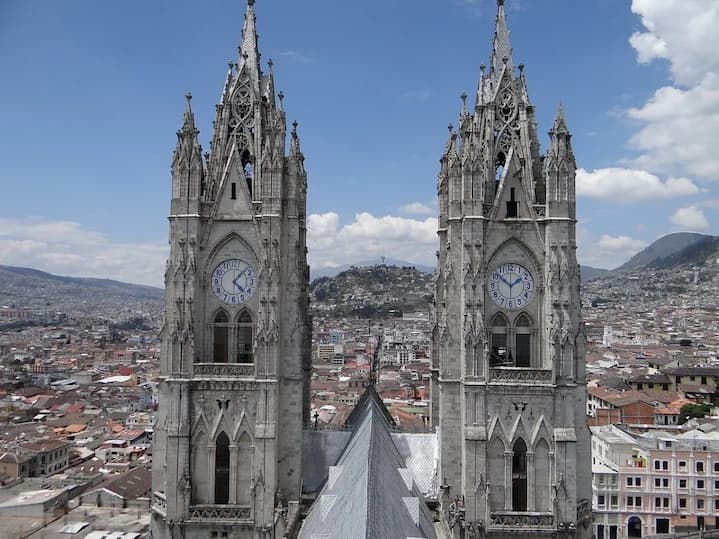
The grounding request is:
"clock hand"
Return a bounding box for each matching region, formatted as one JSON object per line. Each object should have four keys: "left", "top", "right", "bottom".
{"left": 232, "top": 269, "right": 248, "bottom": 292}
{"left": 500, "top": 276, "right": 512, "bottom": 287}
{"left": 512, "top": 277, "right": 523, "bottom": 287}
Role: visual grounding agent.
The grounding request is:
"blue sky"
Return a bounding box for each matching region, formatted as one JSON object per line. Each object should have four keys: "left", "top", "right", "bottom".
{"left": 0, "top": 0, "right": 717, "bottom": 286}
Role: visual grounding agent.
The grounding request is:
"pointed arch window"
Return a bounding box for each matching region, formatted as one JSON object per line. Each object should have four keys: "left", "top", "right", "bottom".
{"left": 515, "top": 313, "right": 532, "bottom": 367}
{"left": 490, "top": 313, "right": 509, "bottom": 366}
{"left": 512, "top": 439, "right": 528, "bottom": 511}
{"left": 235, "top": 310, "right": 254, "bottom": 364}
{"left": 241, "top": 149, "right": 253, "bottom": 196}
{"left": 214, "top": 432, "right": 230, "bottom": 504}
{"left": 213, "top": 310, "right": 230, "bottom": 363}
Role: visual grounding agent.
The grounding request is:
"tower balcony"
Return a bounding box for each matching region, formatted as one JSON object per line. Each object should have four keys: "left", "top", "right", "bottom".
{"left": 187, "top": 504, "right": 252, "bottom": 522}
{"left": 193, "top": 363, "right": 255, "bottom": 378}
{"left": 489, "top": 367, "right": 553, "bottom": 384}
{"left": 489, "top": 511, "right": 555, "bottom": 530}
{"left": 152, "top": 491, "right": 167, "bottom": 517}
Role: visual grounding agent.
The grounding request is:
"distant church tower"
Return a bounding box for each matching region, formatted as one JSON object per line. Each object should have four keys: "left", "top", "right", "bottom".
{"left": 151, "top": 1, "right": 311, "bottom": 537}
{"left": 432, "top": 1, "right": 592, "bottom": 537}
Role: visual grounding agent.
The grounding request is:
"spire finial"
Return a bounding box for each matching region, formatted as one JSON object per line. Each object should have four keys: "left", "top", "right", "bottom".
{"left": 498, "top": 0, "right": 505, "bottom": 5}
{"left": 248, "top": 0, "right": 255, "bottom": 6}
{"left": 292, "top": 120, "right": 298, "bottom": 134}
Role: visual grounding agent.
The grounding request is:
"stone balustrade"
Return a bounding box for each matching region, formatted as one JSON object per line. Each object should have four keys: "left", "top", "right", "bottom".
{"left": 489, "top": 511, "right": 555, "bottom": 528}
{"left": 193, "top": 363, "right": 255, "bottom": 377}
{"left": 188, "top": 505, "right": 252, "bottom": 521}
{"left": 489, "top": 367, "right": 553, "bottom": 383}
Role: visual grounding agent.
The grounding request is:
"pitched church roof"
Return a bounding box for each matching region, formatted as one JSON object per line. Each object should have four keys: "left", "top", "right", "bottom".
{"left": 299, "top": 387, "right": 437, "bottom": 539}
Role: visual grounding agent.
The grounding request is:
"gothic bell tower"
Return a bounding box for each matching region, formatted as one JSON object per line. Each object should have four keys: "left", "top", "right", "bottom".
{"left": 151, "top": 2, "right": 311, "bottom": 537}
{"left": 433, "top": 1, "right": 592, "bottom": 537}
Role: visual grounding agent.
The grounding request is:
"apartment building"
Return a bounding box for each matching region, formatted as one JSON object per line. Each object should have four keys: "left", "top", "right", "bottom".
{"left": 592, "top": 424, "right": 719, "bottom": 538}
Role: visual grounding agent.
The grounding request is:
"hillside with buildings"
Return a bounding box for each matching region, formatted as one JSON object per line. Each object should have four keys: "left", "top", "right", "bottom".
{"left": 310, "top": 265, "right": 434, "bottom": 319}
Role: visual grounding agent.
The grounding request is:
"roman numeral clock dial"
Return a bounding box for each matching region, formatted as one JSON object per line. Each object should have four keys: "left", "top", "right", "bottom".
{"left": 211, "top": 259, "right": 257, "bottom": 305}
{"left": 488, "top": 262, "right": 535, "bottom": 310}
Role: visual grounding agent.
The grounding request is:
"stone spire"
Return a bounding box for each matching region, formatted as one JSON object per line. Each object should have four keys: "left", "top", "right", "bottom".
{"left": 490, "top": 0, "right": 513, "bottom": 79}
{"left": 237, "top": 0, "right": 261, "bottom": 85}
{"left": 172, "top": 93, "right": 203, "bottom": 180}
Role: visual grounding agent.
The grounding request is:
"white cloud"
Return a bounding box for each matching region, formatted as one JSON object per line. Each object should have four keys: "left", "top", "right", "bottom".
{"left": 307, "top": 212, "right": 437, "bottom": 269}
{"left": 399, "top": 202, "right": 434, "bottom": 215}
{"left": 670, "top": 205, "right": 710, "bottom": 231}
{"left": 576, "top": 168, "right": 700, "bottom": 201}
{"left": 626, "top": 1, "right": 719, "bottom": 181}
{"left": 577, "top": 229, "right": 648, "bottom": 270}
{"left": 630, "top": 0, "right": 719, "bottom": 87}
{"left": 0, "top": 218, "right": 167, "bottom": 287}
{"left": 597, "top": 235, "right": 648, "bottom": 252}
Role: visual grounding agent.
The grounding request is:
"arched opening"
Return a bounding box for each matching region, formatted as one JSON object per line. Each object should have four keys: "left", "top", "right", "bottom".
{"left": 241, "top": 149, "right": 253, "bottom": 196}
{"left": 214, "top": 432, "right": 230, "bottom": 504}
{"left": 490, "top": 313, "right": 509, "bottom": 366}
{"left": 514, "top": 313, "right": 532, "bottom": 367}
{"left": 495, "top": 152, "right": 506, "bottom": 181}
{"left": 628, "top": 516, "right": 642, "bottom": 538}
{"left": 213, "top": 310, "right": 229, "bottom": 363}
{"left": 235, "top": 310, "right": 254, "bottom": 363}
{"left": 512, "top": 439, "right": 528, "bottom": 511}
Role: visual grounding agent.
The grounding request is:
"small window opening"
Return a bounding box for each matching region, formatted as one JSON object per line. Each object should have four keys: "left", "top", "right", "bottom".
{"left": 241, "top": 150, "right": 253, "bottom": 197}
{"left": 231, "top": 182, "right": 237, "bottom": 200}
{"left": 495, "top": 152, "right": 506, "bottom": 181}
{"left": 236, "top": 310, "right": 254, "bottom": 363}
{"left": 506, "top": 187, "right": 518, "bottom": 218}
{"left": 490, "top": 314, "right": 508, "bottom": 366}
{"left": 512, "top": 439, "right": 528, "bottom": 511}
{"left": 213, "top": 311, "right": 229, "bottom": 363}
{"left": 214, "top": 432, "right": 230, "bottom": 504}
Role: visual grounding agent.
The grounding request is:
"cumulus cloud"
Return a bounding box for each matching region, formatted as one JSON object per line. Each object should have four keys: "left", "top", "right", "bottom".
{"left": 597, "top": 235, "right": 648, "bottom": 252}
{"left": 307, "top": 212, "right": 437, "bottom": 270}
{"left": 576, "top": 168, "right": 700, "bottom": 201}
{"left": 670, "top": 205, "right": 710, "bottom": 231}
{"left": 399, "top": 202, "right": 434, "bottom": 215}
{"left": 626, "top": 1, "right": 719, "bottom": 181}
{"left": 0, "top": 218, "right": 167, "bottom": 287}
{"left": 630, "top": 0, "right": 719, "bottom": 87}
{"left": 578, "top": 233, "right": 648, "bottom": 270}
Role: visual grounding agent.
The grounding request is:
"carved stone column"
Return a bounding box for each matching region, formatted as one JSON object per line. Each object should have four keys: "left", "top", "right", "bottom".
{"left": 208, "top": 444, "right": 216, "bottom": 503}
{"left": 229, "top": 444, "right": 239, "bottom": 504}
{"left": 527, "top": 451, "right": 535, "bottom": 511}
{"left": 504, "top": 451, "right": 513, "bottom": 510}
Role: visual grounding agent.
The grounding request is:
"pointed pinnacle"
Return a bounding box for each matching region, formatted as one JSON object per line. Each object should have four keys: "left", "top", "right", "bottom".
{"left": 248, "top": 0, "right": 255, "bottom": 6}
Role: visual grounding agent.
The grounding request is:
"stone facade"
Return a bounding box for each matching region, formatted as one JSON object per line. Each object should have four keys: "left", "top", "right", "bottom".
{"left": 432, "top": 1, "right": 592, "bottom": 537}
{"left": 150, "top": 2, "right": 311, "bottom": 537}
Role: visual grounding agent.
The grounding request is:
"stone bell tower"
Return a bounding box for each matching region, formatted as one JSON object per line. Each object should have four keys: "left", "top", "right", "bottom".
{"left": 432, "top": 1, "right": 592, "bottom": 537}
{"left": 151, "top": 1, "right": 311, "bottom": 537}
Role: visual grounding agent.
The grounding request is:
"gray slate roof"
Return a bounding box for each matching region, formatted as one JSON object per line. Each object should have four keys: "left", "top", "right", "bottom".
{"left": 299, "top": 388, "right": 437, "bottom": 539}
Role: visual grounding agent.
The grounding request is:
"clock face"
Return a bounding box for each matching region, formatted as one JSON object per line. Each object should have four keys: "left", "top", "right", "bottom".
{"left": 211, "top": 259, "right": 256, "bottom": 305}
{"left": 488, "top": 262, "right": 535, "bottom": 311}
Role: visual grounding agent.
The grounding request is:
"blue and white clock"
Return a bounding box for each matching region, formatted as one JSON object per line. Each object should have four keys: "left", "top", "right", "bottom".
{"left": 211, "top": 259, "right": 256, "bottom": 305}
{"left": 488, "top": 262, "right": 534, "bottom": 310}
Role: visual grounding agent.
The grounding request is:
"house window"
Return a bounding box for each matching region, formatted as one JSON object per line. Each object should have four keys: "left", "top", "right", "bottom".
{"left": 696, "top": 461, "right": 704, "bottom": 473}
{"left": 654, "top": 478, "right": 660, "bottom": 487}
{"left": 679, "top": 498, "right": 687, "bottom": 509}
{"left": 627, "top": 496, "right": 633, "bottom": 506}
{"left": 512, "top": 439, "right": 528, "bottom": 511}
{"left": 635, "top": 497, "right": 642, "bottom": 507}
{"left": 663, "top": 498, "right": 669, "bottom": 508}
{"left": 636, "top": 477, "right": 641, "bottom": 487}
{"left": 662, "top": 460, "right": 668, "bottom": 470}
{"left": 697, "top": 479, "right": 704, "bottom": 489}
{"left": 654, "top": 460, "right": 660, "bottom": 470}
{"left": 678, "top": 460, "right": 686, "bottom": 469}
{"left": 697, "top": 499, "right": 704, "bottom": 510}
{"left": 610, "top": 495, "right": 618, "bottom": 507}
{"left": 598, "top": 495, "right": 605, "bottom": 507}
{"left": 214, "top": 432, "right": 230, "bottom": 504}
{"left": 714, "top": 462, "right": 719, "bottom": 472}
{"left": 655, "top": 497, "right": 661, "bottom": 508}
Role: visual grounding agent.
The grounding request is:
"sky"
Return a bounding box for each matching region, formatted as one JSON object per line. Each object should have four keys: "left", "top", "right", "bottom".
{"left": 0, "top": 0, "right": 717, "bottom": 287}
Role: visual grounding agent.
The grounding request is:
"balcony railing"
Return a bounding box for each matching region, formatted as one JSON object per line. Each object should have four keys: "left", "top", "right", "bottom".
{"left": 188, "top": 505, "right": 252, "bottom": 521}
{"left": 193, "top": 363, "right": 255, "bottom": 378}
{"left": 490, "top": 368, "right": 553, "bottom": 384}
{"left": 489, "top": 511, "right": 555, "bottom": 528}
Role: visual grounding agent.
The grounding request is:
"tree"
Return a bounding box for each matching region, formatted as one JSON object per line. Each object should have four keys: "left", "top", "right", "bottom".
{"left": 679, "top": 403, "right": 711, "bottom": 424}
